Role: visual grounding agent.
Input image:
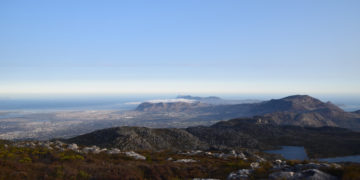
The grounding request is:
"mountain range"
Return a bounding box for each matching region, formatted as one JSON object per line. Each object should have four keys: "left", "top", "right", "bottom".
{"left": 136, "top": 95, "right": 360, "bottom": 131}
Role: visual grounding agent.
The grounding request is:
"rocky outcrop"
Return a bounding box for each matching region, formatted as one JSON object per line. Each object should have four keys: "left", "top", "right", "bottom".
{"left": 269, "top": 169, "right": 338, "bottom": 180}
{"left": 227, "top": 169, "right": 253, "bottom": 179}
{"left": 125, "top": 151, "right": 146, "bottom": 160}
{"left": 227, "top": 159, "right": 341, "bottom": 180}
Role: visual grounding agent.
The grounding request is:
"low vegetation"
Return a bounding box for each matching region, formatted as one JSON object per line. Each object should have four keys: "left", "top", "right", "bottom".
{"left": 0, "top": 143, "right": 359, "bottom": 180}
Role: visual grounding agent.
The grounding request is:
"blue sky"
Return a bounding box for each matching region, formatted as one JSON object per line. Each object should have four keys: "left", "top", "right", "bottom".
{"left": 1, "top": 0, "right": 360, "bottom": 96}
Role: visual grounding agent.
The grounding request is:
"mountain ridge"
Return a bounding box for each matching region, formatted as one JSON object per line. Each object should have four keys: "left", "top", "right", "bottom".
{"left": 135, "top": 95, "right": 360, "bottom": 131}
{"left": 66, "top": 126, "right": 208, "bottom": 151}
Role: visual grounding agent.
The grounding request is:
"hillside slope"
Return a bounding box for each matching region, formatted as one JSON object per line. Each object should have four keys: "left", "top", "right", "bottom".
{"left": 66, "top": 126, "right": 208, "bottom": 151}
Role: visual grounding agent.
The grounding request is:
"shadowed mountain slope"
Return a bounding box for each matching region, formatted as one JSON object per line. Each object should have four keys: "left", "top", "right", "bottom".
{"left": 66, "top": 126, "right": 208, "bottom": 151}
{"left": 195, "top": 117, "right": 360, "bottom": 158}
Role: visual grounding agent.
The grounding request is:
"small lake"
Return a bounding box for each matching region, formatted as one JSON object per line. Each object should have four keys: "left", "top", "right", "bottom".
{"left": 265, "top": 146, "right": 308, "bottom": 160}
{"left": 265, "top": 146, "right": 360, "bottom": 163}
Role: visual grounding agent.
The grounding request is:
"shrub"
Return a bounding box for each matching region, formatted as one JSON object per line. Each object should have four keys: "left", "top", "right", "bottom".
{"left": 55, "top": 167, "right": 65, "bottom": 179}
{"left": 225, "top": 160, "right": 250, "bottom": 169}
{"left": 342, "top": 165, "right": 360, "bottom": 180}
{"left": 251, "top": 161, "right": 272, "bottom": 179}
{"left": 19, "top": 157, "right": 32, "bottom": 163}
{"left": 287, "top": 160, "right": 302, "bottom": 166}
{"left": 60, "top": 154, "right": 84, "bottom": 161}
{"left": 77, "top": 170, "right": 91, "bottom": 180}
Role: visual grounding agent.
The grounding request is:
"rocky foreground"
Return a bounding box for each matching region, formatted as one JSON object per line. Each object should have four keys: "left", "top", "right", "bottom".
{"left": 0, "top": 140, "right": 359, "bottom": 179}
{"left": 65, "top": 117, "right": 360, "bottom": 159}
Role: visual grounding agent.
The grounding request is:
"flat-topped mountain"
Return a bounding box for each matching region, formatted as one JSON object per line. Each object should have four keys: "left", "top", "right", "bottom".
{"left": 177, "top": 95, "right": 261, "bottom": 104}
{"left": 176, "top": 95, "right": 221, "bottom": 101}
{"left": 135, "top": 101, "right": 210, "bottom": 112}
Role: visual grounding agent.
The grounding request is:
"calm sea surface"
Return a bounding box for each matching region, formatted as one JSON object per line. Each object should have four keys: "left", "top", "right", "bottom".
{"left": 0, "top": 95, "right": 174, "bottom": 111}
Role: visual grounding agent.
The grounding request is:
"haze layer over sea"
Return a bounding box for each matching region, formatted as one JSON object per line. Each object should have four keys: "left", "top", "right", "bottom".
{"left": 0, "top": 94, "right": 359, "bottom": 112}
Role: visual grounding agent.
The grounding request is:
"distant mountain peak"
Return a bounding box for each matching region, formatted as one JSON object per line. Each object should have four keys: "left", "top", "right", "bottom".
{"left": 354, "top": 110, "right": 360, "bottom": 114}
{"left": 176, "top": 95, "right": 221, "bottom": 101}
{"left": 281, "top": 95, "right": 320, "bottom": 102}
{"left": 271, "top": 95, "right": 338, "bottom": 111}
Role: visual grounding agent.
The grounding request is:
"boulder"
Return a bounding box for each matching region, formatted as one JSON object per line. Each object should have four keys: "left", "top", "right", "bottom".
{"left": 125, "top": 151, "right": 146, "bottom": 160}
{"left": 107, "top": 148, "right": 121, "bottom": 154}
{"left": 237, "top": 152, "right": 247, "bottom": 160}
{"left": 250, "top": 162, "right": 260, "bottom": 169}
{"left": 295, "top": 169, "right": 337, "bottom": 180}
{"left": 67, "top": 143, "right": 78, "bottom": 151}
{"left": 269, "top": 169, "right": 337, "bottom": 180}
{"left": 227, "top": 169, "right": 253, "bottom": 179}
{"left": 82, "top": 146, "right": 101, "bottom": 154}
{"left": 175, "top": 159, "right": 197, "bottom": 163}
{"left": 269, "top": 171, "right": 295, "bottom": 179}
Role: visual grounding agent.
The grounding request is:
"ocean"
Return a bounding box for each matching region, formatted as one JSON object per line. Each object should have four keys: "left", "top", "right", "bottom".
{"left": 0, "top": 96, "right": 166, "bottom": 111}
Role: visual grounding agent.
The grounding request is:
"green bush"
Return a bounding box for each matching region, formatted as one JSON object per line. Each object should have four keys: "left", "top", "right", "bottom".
{"left": 77, "top": 170, "right": 91, "bottom": 180}
{"left": 19, "top": 157, "right": 32, "bottom": 163}
{"left": 342, "top": 165, "right": 360, "bottom": 180}
{"left": 225, "top": 160, "right": 250, "bottom": 169}
{"left": 60, "top": 154, "right": 84, "bottom": 161}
